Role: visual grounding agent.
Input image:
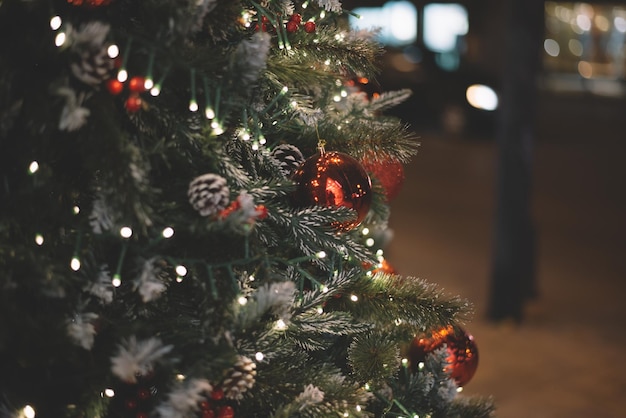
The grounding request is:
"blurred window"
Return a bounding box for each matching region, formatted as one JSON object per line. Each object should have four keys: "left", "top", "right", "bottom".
{"left": 350, "top": 1, "right": 418, "bottom": 47}
{"left": 544, "top": 2, "right": 626, "bottom": 96}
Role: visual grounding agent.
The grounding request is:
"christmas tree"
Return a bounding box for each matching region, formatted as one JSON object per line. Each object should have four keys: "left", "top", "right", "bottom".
{"left": 0, "top": 1, "right": 494, "bottom": 417}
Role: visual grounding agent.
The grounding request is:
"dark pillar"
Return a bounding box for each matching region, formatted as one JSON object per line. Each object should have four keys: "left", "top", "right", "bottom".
{"left": 488, "top": 0, "right": 544, "bottom": 322}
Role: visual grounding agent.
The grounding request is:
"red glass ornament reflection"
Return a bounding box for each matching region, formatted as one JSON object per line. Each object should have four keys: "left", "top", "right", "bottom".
{"left": 407, "top": 325, "right": 479, "bottom": 387}
{"left": 361, "top": 159, "right": 405, "bottom": 201}
{"left": 292, "top": 151, "right": 372, "bottom": 231}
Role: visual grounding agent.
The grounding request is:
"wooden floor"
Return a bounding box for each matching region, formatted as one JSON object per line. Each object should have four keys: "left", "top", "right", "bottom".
{"left": 386, "top": 94, "right": 626, "bottom": 417}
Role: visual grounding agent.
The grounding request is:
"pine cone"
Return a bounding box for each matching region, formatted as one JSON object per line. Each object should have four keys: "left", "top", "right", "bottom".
{"left": 222, "top": 355, "right": 256, "bottom": 400}
{"left": 70, "top": 46, "right": 115, "bottom": 86}
{"left": 271, "top": 144, "right": 304, "bottom": 177}
{"left": 188, "top": 173, "right": 230, "bottom": 217}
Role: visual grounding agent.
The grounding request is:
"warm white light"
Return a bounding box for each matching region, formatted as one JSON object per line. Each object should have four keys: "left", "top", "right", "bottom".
{"left": 144, "top": 78, "right": 154, "bottom": 90}
{"left": 423, "top": 3, "right": 467, "bottom": 51}
{"left": 576, "top": 14, "right": 592, "bottom": 31}
{"left": 107, "top": 44, "right": 120, "bottom": 58}
{"left": 343, "top": 412, "right": 349, "bottom": 417}
{"left": 150, "top": 86, "right": 161, "bottom": 96}
{"left": 259, "top": 136, "right": 266, "bottom": 145}
{"left": 333, "top": 95, "right": 341, "bottom": 102}
{"left": 465, "top": 84, "right": 498, "bottom": 111}
{"left": 543, "top": 38, "right": 560, "bottom": 57}
{"left": 401, "top": 358, "right": 408, "bottom": 366}
{"left": 120, "top": 226, "right": 133, "bottom": 238}
{"left": 457, "top": 387, "right": 464, "bottom": 393}
{"left": 50, "top": 16, "right": 62, "bottom": 30}
{"left": 176, "top": 276, "right": 183, "bottom": 283}
{"left": 70, "top": 257, "right": 81, "bottom": 271}
{"left": 255, "top": 351, "right": 264, "bottom": 361}
{"left": 321, "top": 285, "right": 329, "bottom": 293}
{"left": 162, "top": 227, "right": 174, "bottom": 238}
{"left": 28, "top": 161, "right": 39, "bottom": 174}
{"left": 175, "top": 265, "right": 188, "bottom": 276}
{"left": 290, "top": 100, "right": 298, "bottom": 108}
{"left": 615, "top": 16, "right": 626, "bottom": 33}
{"left": 365, "top": 238, "right": 375, "bottom": 247}
{"left": 356, "top": 405, "right": 362, "bottom": 412}
{"left": 317, "top": 251, "right": 327, "bottom": 259}
{"left": 117, "top": 69, "right": 128, "bottom": 83}
{"left": 73, "top": 205, "right": 80, "bottom": 214}
{"left": 237, "top": 296, "right": 248, "bottom": 305}
{"left": 281, "top": 86, "right": 289, "bottom": 93}
{"left": 376, "top": 249, "right": 384, "bottom": 257}
{"left": 23, "top": 405, "right": 35, "bottom": 418}
{"left": 205, "top": 107, "right": 215, "bottom": 119}
{"left": 104, "top": 388, "right": 115, "bottom": 397}
{"left": 55, "top": 32, "right": 66, "bottom": 47}
{"left": 176, "top": 374, "right": 185, "bottom": 381}
{"left": 324, "top": 59, "right": 331, "bottom": 66}
{"left": 340, "top": 90, "right": 348, "bottom": 97}
{"left": 248, "top": 275, "right": 255, "bottom": 282}
{"left": 112, "top": 275, "right": 122, "bottom": 287}
{"left": 350, "top": 294, "right": 358, "bottom": 302}
{"left": 316, "top": 306, "right": 323, "bottom": 314}
{"left": 189, "top": 100, "right": 199, "bottom": 112}
{"left": 35, "top": 234, "right": 44, "bottom": 246}
{"left": 418, "top": 361, "right": 425, "bottom": 369}
{"left": 361, "top": 227, "right": 370, "bottom": 235}
{"left": 241, "top": 131, "right": 251, "bottom": 141}
{"left": 275, "top": 319, "right": 287, "bottom": 330}
{"left": 251, "top": 142, "right": 259, "bottom": 151}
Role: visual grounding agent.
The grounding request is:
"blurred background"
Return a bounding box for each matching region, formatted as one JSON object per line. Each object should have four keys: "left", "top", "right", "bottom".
{"left": 344, "top": 1, "right": 626, "bottom": 416}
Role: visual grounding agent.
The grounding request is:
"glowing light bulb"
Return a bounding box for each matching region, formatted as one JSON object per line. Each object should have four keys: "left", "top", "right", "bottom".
{"left": 117, "top": 69, "right": 128, "bottom": 83}
{"left": 418, "top": 361, "right": 425, "bottom": 369}
{"left": 70, "top": 257, "right": 81, "bottom": 271}
{"left": 322, "top": 285, "right": 329, "bottom": 293}
{"left": 317, "top": 251, "right": 327, "bottom": 259}
{"left": 23, "top": 405, "right": 35, "bottom": 418}
{"left": 402, "top": 358, "right": 408, "bottom": 366}
{"left": 72, "top": 205, "right": 80, "bottom": 214}
{"left": 189, "top": 100, "right": 198, "bottom": 112}
{"left": 255, "top": 351, "right": 264, "bottom": 361}
{"left": 55, "top": 32, "right": 66, "bottom": 47}
{"left": 175, "top": 265, "right": 187, "bottom": 276}
{"left": 248, "top": 275, "right": 255, "bottom": 282}
{"left": 356, "top": 405, "right": 362, "bottom": 412}
{"left": 162, "top": 227, "right": 174, "bottom": 238}
{"left": 350, "top": 294, "right": 358, "bottom": 302}
{"left": 144, "top": 78, "right": 154, "bottom": 90}
{"left": 150, "top": 85, "right": 161, "bottom": 96}
{"left": 112, "top": 275, "right": 122, "bottom": 287}
{"left": 316, "top": 306, "right": 323, "bottom": 314}
{"left": 107, "top": 44, "right": 119, "bottom": 58}
{"left": 50, "top": 16, "right": 62, "bottom": 30}
{"left": 251, "top": 142, "right": 259, "bottom": 151}
{"left": 365, "top": 238, "right": 375, "bottom": 247}
{"left": 28, "top": 161, "right": 39, "bottom": 174}
{"left": 120, "top": 226, "right": 132, "bottom": 238}
{"left": 104, "top": 388, "right": 115, "bottom": 397}
{"left": 275, "top": 319, "right": 287, "bottom": 330}
{"left": 205, "top": 107, "right": 215, "bottom": 119}
{"left": 35, "top": 234, "right": 44, "bottom": 246}
{"left": 333, "top": 95, "right": 341, "bottom": 102}
{"left": 176, "top": 374, "right": 185, "bottom": 381}
{"left": 361, "top": 227, "right": 369, "bottom": 235}
{"left": 281, "top": 86, "right": 289, "bottom": 93}
{"left": 259, "top": 136, "right": 267, "bottom": 145}
{"left": 457, "top": 387, "right": 464, "bottom": 393}
{"left": 238, "top": 296, "right": 248, "bottom": 305}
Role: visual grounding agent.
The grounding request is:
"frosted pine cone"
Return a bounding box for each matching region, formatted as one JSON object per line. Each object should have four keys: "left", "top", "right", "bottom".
{"left": 271, "top": 144, "right": 304, "bottom": 177}
{"left": 188, "top": 173, "right": 230, "bottom": 217}
{"left": 222, "top": 355, "right": 257, "bottom": 400}
{"left": 70, "top": 46, "right": 114, "bottom": 86}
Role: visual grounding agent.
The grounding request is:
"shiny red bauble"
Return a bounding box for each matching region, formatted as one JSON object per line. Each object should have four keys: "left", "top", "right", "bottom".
{"left": 407, "top": 325, "right": 479, "bottom": 387}
{"left": 128, "top": 76, "right": 146, "bottom": 93}
{"left": 125, "top": 94, "right": 143, "bottom": 112}
{"left": 286, "top": 20, "right": 298, "bottom": 33}
{"left": 292, "top": 151, "right": 372, "bottom": 231}
{"left": 303, "top": 21, "right": 316, "bottom": 33}
{"left": 106, "top": 78, "right": 124, "bottom": 95}
{"left": 361, "top": 158, "right": 405, "bottom": 201}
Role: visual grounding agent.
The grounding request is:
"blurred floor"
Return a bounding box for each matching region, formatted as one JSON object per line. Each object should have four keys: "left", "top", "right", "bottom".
{"left": 386, "top": 94, "right": 626, "bottom": 417}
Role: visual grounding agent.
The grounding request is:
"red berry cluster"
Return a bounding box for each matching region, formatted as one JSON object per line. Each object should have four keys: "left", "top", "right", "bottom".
{"left": 106, "top": 76, "right": 146, "bottom": 113}
{"left": 198, "top": 388, "right": 235, "bottom": 418}
{"left": 254, "top": 13, "right": 316, "bottom": 34}
{"left": 285, "top": 13, "right": 316, "bottom": 33}
{"left": 111, "top": 374, "right": 156, "bottom": 418}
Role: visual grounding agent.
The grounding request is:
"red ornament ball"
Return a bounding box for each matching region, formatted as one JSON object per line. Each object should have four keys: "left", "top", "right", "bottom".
{"left": 106, "top": 78, "right": 124, "bottom": 95}
{"left": 303, "top": 21, "right": 316, "bottom": 33}
{"left": 128, "top": 76, "right": 146, "bottom": 93}
{"left": 217, "top": 405, "right": 234, "bottom": 418}
{"left": 292, "top": 151, "right": 372, "bottom": 231}
{"left": 290, "top": 13, "right": 302, "bottom": 24}
{"left": 125, "top": 94, "right": 143, "bottom": 112}
{"left": 286, "top": 20, "right": 299, "bottom": 33}
{"left": 361, "top": 159, "right": 405, "bottom": 201}
{"left": 407, "top": 325, "right": 479, "bottom": 387}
